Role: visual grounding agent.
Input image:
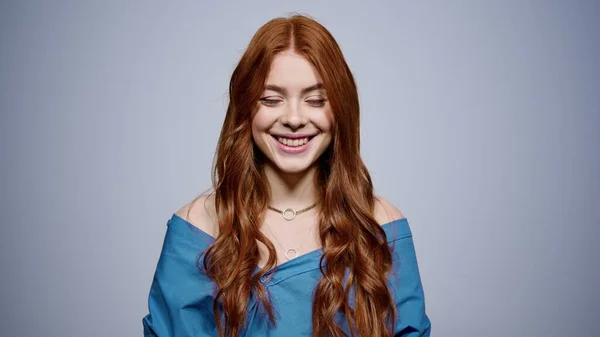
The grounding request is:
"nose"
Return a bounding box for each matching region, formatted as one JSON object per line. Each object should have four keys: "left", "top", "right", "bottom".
{"left": 279, "top": 101, "right": 308, "bottom": 130}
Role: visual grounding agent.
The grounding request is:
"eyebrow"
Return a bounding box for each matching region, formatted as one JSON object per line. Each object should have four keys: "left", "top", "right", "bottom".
{"left": 264, "top": 83, "right": 325, "bottom": 96}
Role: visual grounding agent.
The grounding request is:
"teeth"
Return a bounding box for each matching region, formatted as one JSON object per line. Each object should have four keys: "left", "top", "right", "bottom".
{"left": 276, "top": 136, "right": 310, "bottom": 147}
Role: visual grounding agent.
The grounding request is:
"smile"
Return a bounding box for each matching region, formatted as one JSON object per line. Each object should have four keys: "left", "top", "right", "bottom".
{"left": 276, "top": 136, "right": 309, "bottom": 147}
{"left": 270, "top": 134, "right": 317, "bottom": 153}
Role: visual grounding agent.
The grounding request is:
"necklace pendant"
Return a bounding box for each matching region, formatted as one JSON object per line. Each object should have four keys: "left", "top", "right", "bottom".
{"left": 285, "top": 248, "right": 298, "bottom": 260}
{"left": 268, "top": 202, "right": 317, "bottom": 221}
{"left": 281, "top": 208, "right": 297, "bottom": 221}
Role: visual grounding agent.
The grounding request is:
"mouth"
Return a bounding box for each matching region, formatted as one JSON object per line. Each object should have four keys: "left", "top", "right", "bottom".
{"left": 270, "top": 134, "right": 317, "bottom": 148}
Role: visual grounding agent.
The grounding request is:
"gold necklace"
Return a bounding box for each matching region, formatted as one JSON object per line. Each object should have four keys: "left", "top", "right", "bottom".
{"left": 268, "top": 202, "right": 317, "bottom": 221}
{"left": 265, "top": 220, "right": 316, "bottom": 260}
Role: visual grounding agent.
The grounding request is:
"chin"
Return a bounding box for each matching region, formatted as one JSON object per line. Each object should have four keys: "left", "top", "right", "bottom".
{"left": 272, "top": 161, "right": 316, "bottom": 175}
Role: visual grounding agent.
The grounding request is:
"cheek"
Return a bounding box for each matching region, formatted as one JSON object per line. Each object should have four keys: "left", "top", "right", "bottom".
{"left": 251, "top": 110, "right": 274, "bottom": 149}
{"left": 318, "top": 108, "right": 335, "bottom": 133}
{"left": 251, "top": 111, "right": 265, "bottom": 135}
{"left": 251, "top": 108, "right": 275, "bottom": 131}
{"left": 316, "top": 112, "right": 334, "bottom": 147}
{"left": 322, "top": 133, "right": 333, "bottom": 149}
{"left": 321, "top": 110, "right": 335, "bottom": 147}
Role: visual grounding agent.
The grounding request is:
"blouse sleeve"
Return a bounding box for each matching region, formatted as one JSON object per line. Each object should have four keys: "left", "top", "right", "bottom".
{"left": 142, "top": 217, "right": 218, "bottom": 336}
{"left": 388, "top": 224, "right": 432, "bottom": 337}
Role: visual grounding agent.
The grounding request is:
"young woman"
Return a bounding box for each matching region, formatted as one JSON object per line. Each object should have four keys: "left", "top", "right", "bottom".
{"left": 143, "top": 14, "right": 431, "bottom": 337}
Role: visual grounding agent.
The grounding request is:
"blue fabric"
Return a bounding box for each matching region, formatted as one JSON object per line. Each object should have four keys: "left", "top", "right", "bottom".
{"left": 142, "top": 214, "right": 431, "bottom": 336}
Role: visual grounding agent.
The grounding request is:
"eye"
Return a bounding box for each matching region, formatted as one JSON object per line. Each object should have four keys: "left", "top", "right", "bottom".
{"left": 306, "top": 99, "right": 327, "bottom": 107}
{"left": 259, "top": 98, "right": 282, "bottom": 107}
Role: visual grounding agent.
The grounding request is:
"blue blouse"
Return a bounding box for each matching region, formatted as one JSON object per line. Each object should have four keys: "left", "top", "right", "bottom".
{"left": 142, "top": 214, "right": 431, "bottom": 336}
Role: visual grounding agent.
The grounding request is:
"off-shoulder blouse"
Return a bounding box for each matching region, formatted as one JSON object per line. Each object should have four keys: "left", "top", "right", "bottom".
{"left": 142, "top": 214, "right": 431, "bottom": 336}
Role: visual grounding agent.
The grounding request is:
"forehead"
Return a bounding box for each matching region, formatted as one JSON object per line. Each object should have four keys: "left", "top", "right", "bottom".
{"left": 265, "top": 52, "right": 323, "bottom": 90}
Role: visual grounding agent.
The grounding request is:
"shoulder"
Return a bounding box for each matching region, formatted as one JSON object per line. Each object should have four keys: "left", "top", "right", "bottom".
{"left": 175, "top": 193, "right": 219, "bottom": 238}
{"left": 373, "top": 196, "right": 405, "bottom": 225}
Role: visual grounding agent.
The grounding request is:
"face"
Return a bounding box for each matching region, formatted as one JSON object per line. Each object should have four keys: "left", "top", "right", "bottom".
{"left": 252, "top": 51, "right": 334, "bottom": 174}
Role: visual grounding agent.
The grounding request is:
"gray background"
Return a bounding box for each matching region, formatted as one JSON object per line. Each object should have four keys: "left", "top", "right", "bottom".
{"left": 1, "top": 1, "right": 598, "bottom": 336}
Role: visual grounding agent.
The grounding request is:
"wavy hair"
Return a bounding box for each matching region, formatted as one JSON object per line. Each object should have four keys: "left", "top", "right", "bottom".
{"left": 201, "top": 14, "right": 396, "bottom": 337}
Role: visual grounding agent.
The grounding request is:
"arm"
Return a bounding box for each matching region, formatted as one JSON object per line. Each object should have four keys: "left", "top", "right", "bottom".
{"left": 390, "top": 234, "right": 432, "bottom": 337}
{"left": 142, "top": 275, "right": 172, "bottom": 337}
{"left": 142, "top": 215, "right": 218, "bottom": 336}
{"left": 374, "top": 196, "right": 431, "bottom": 336}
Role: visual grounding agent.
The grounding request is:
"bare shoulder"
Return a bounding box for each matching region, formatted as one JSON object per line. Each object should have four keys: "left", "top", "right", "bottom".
{"left": 175, "top": 193, "right": 219, "bottom": 238}
{"left": 374, "top": 196, "right": 406, "bottom": 225}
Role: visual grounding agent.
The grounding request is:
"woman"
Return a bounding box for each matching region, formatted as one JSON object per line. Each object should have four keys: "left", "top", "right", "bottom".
{"left": 143, "top": 14, "right": 431, "bottom": 337}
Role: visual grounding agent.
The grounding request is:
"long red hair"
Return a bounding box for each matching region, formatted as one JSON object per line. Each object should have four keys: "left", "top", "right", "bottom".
{"left": 201, "top": 14, "right": 396, "bottom": 337}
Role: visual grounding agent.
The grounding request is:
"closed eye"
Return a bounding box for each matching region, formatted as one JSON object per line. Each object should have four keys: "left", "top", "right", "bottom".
{"left": 259, "top": 98, "right": 327, "bottom": 107}
{"left": 306, "top": 99, "right": 327, "bottom": 107}
{"left": 259, "top": 98, "right": 282, "bottom": 106}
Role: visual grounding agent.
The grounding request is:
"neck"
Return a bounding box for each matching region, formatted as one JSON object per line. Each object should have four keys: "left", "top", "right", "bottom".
{"left": 263, "top": 162, "right": 320, "bottom": 209}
